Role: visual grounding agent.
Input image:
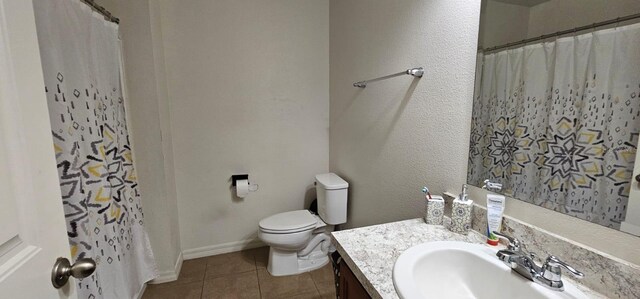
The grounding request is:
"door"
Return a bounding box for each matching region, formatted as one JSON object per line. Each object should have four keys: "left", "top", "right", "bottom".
{"left": 0, "top": 0, "right": 78, "bottom": 297}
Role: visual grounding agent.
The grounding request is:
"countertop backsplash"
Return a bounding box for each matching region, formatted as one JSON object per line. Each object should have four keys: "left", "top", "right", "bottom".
{"left": 471, "top": 204, "right": 640, "bottom": 298}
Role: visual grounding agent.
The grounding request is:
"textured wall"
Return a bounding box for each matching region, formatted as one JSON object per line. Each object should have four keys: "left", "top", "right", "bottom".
{"left": 157, "top": 0, "right": 329, "bottom": 252}
{"left": 98, "top": 0, "right": 640, "bottom": 272}
{"left": 329, "top": 0, "right": 482, "bottom": 228}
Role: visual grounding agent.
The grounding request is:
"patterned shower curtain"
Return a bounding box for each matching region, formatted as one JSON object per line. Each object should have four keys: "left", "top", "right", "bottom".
{"left": 468, "top": 23, "right": 640, "bottom": 229}
{"left": 34, "top": 0, "right": 157, "bottom": 298}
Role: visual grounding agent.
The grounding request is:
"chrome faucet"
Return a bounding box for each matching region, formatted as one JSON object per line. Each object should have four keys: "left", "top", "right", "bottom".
{"left": 492, "top": 231, "right": 584, "bottom": 291}
{"left": 482, "top": 179, "right": 503, "bottom": 192}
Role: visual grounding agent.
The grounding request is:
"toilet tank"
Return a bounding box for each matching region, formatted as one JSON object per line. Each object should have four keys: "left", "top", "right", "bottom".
{"left": 315, "top": 173, "right": 349, "bottom": 225}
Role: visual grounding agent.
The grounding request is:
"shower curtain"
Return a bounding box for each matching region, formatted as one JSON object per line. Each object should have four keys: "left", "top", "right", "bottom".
{"left": 34, "top": 0, "right": 157, "bottom": 298}
{"left": 468, "top": 23, "right": 640, "bottom": 229}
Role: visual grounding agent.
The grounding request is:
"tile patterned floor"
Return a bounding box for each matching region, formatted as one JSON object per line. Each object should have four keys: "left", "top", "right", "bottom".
{"left": 142, "top": 247, "right": 336, "bottom": 299}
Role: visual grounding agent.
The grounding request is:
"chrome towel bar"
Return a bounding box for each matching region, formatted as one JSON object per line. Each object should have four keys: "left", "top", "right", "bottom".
{"left": 353, "top": 67, "right": 424, "bottom": 88}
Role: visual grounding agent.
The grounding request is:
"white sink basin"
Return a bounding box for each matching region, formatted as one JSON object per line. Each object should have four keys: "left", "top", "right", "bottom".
{"left": 393, "top": 241, "right": 587, "bottom": 299}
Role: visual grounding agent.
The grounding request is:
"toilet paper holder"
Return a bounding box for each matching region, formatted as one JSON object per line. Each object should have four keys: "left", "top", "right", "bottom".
{"left": 231, "top": 174, "right": 249, "bottom": 186}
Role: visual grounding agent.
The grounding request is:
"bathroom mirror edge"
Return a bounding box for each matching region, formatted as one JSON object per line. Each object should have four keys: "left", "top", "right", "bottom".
{"left": 467, "top": 0, "right": 640, "bottom": 238}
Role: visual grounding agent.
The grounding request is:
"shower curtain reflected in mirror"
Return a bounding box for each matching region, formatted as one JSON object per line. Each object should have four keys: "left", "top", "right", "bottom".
{"left": 468, "top": 23, "right": 640, "bottom": 229}
{"left": 34, "top": 0, "right": 157, "bottom": 298}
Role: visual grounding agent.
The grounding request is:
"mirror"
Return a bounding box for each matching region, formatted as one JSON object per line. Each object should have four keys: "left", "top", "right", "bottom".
{"left": 468, "top": 0, "right": 640, "bottom": 234}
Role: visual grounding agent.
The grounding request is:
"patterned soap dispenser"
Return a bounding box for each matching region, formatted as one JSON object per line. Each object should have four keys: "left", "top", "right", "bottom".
{"left": 450, "top": 184, "right": 473, "bottom": 234}
{"left": 422, "top": 187, "right": 444, "bottom": 225}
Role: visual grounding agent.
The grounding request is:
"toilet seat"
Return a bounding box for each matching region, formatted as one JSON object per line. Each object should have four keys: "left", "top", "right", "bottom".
{"left": 259, "top": 210, "right": 318, "bottom": 234}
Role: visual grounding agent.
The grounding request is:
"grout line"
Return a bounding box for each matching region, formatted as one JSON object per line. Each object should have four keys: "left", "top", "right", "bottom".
{"left": 200, "top": 259, "right": 208, "bottom": 299}
{"left": 256, "top": 268, "right": 264, "bottom": 299}
{"left": 203, "top": 269, "right": 259, "bottom": 282}
{"left": 311, "top": 274, "right": 322, "bottom": 297}
{"left": 243, "top": 248, "right": 264, "bottom": 298}
{"left": 251, "top": 249, "right": 258, "bottom": 271}
{"left": 253, "top": 251, "right": 264, "bottom": 299}
{"left": 303, "top": 266, "right": 319, "bottom": 297}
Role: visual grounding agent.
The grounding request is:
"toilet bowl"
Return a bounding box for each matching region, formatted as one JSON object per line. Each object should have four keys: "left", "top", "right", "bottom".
{"left": 258, "top": 173, "right": 348, "bottom": 276}
{"left": 258, "top": 210, "right": 333, "bottom": 276}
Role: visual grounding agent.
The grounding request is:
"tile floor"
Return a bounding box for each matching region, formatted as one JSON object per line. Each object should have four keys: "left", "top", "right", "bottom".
{"left": 142, "top": 247, "right": 337, "bottom": 299}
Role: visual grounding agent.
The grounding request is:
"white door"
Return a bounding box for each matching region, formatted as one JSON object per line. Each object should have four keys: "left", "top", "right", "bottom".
{"left": 0, "top": 0, "right": 79, "bottom": 297}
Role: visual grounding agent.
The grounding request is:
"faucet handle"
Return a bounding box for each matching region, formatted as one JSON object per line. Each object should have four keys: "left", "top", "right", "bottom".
{"left": 492, "top": 231, "right": 521, "bottom": 252}
{"left": 483, "top": 179, "right": 503, "bottom": 192}
{"left": 542, "top": 255, "right": 584, "bottom": 282}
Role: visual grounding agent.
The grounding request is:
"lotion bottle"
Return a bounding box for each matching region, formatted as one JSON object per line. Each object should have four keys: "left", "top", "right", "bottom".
{"left": 486, "top": 194, "right": 506, "bottom": 245}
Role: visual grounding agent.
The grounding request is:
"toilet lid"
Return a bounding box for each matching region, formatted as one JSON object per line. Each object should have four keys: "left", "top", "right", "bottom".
{"left": 259, "top": 210, "right": 318, "bottom": 233}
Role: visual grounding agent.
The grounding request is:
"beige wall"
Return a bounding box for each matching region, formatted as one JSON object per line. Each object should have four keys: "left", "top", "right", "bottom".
{"left": 480, "top": 0, "right": 640, "bottom": 49}
{"left": 479, "top": 0, "right": 530, "bottom": 49}
{"left": 98, "top": 0, "right": 182, "bottom": 279}
{"left": 329, "top": 0, "right": 482, "bottom": 228}
{"left": 97, "top": 0, "right": 640, "bottom": 274}
{"left": 527, "top": 0, "right": 640, "bottom": 38}
{"left": 157, "top": 0, "right": 329, "bottom": 253}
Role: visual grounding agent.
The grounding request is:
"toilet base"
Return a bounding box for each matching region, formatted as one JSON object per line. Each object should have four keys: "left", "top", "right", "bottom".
{"left": 298, "top": 249, "right": 329, "bottom": 273}
{"left": 267, "top": 244, "right": 329, "bottom": 276}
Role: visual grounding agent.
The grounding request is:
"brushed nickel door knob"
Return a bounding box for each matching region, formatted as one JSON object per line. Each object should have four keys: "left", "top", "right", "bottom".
{"left": 51, "top": 257, "right": 96, "bottom": 289}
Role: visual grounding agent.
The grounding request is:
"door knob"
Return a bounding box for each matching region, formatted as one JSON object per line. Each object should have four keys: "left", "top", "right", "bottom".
{"left": 51, "top": 257, "right": 96, "bottom": 289}
{"left": 636, "top": 174, "right": 640, "bottom": 183}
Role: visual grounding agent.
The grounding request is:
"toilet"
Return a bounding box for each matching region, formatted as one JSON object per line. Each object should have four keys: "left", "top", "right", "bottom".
{"left": 258, "top": 173, "right": 348, "bottom": 276}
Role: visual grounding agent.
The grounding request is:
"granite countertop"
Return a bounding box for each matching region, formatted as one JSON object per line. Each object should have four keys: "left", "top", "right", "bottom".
{"left": 331, "top": 218, "right": 606, "bottom": 299}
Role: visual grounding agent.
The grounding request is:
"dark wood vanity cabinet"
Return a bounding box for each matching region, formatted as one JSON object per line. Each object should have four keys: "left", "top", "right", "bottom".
{"left": 339, "top": 261, "right": 372, "bottom": 299}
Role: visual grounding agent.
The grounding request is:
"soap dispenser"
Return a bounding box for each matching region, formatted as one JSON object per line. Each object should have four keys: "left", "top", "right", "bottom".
{"left": 450, "top": 184, "right": 473, "bottom": 234}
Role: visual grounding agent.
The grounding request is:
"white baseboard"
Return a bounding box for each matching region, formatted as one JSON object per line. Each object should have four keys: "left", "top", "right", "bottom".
{"left": 182, "top": 239, "right": 264, "bottom": 260}
{"left": 621, "top": 221, "right": 640, "bottom": 236}
{"left": 149, "top": 251, "right": 184, "bottom": 284}
{"left": 145, "top": 239, "right": 264, "bottom": 287}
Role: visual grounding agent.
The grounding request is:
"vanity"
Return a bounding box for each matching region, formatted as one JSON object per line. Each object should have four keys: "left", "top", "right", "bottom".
{"left": 328, "top": 0, "right": 640, "bottom": 297}
{"left": 331, "top": 215, "right": 629, "bottom": 299}
{"left": 332, "top": 219, "right": 485, "bottom": 299}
